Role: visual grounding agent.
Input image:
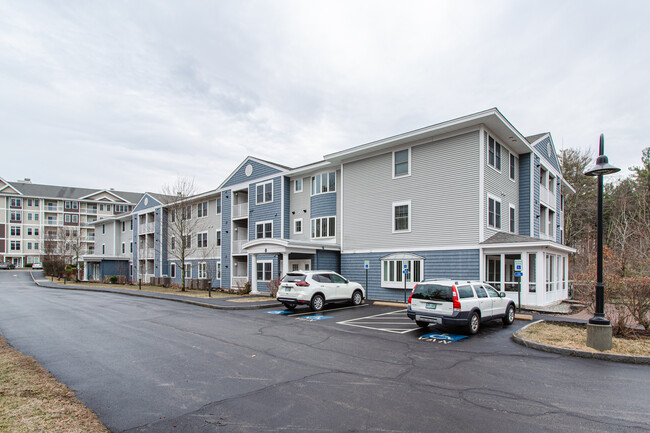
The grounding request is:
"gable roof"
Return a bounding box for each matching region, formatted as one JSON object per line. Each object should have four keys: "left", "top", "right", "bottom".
{"left": 2, "top": 181, "right": 143, "bottom": 203}
{"left": 525, "top": 133, "right": 548, "bottom": 144}
{"left": 0, "top": 176, "right": 21, "bottom": 195}
{"left": 219, "top": 156, "right": 291, "bottom": 190}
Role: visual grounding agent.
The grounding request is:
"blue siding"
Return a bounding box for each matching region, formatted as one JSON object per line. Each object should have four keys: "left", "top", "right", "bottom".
{"left": 154, "top": 207, "right": 162, "bottom": 277}
{"left": 222, "top": 159, "right": 283, "bottom": 189}
{"left": 314, "top": 250, "right": 340, "bottom": 273}
{"left": 132, "top": 215, "right": 138, "bottom": 270}
{"left": 341, "top": 249, "right": 480, "bottom": 301}
{"left": 248, "top": 177, "right": 282, "bottom": 240}
{"left": 248, "top": 253, "right": 278, "bottom": 292}
{"left": 533, "top": 136, "right": 561, "bottom": 173}
{"left": 310, "top": 193, "right": 337, "bottom": 219}
{"left": 133, "top": 193, "right": 161, "bottom": 212}
{"left": 161, "top": 210, "right": 168, "bottom": 275}
{"left": 519, "top": 153, "right": 531, "bottom": 236}
{"left": 100, "top": 260, "right": 129, "bottom": 279}
{"left": 221, "top": 189, "right": 232, "bottom": 289}
{"left": 284, "top": 177, "right": 291, "bottom": 239}
{"left": 556, "top": 182, "right": 562, "bottom": 243}
{"left": 533, "top": 155, "right": 541, "bottom": 238}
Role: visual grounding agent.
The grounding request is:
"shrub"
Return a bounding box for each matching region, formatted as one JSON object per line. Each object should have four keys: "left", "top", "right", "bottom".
{"left": 266, "top": 277, "right": 280, "bottom": 297}
{"left": 235, "top": 280, "right": 252, "bottom": 295}
{"left": 109, "top": 276, "right": 118, "bottom": 284}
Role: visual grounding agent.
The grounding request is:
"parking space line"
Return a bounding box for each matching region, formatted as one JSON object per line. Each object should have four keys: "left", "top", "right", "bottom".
{"left": 289, "top": 303, "right": 369, "bottom": 317}
{"left": 337, "top": 309, "right": 420, "bottom": 334}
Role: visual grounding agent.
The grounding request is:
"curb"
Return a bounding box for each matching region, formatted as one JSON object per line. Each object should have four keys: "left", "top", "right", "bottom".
{"left": 512, "top": 320, "right": 650, "bottom": 365}
{"left": 373, "top": 301, "right": 407, "bottom": 308}
{"left": 29, "top": 273, "right": 279, "bottom": 311}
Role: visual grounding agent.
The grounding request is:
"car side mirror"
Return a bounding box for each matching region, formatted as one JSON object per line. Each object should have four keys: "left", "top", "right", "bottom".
{"left": 499, "top": 292, "right": 506, "bottom": 298}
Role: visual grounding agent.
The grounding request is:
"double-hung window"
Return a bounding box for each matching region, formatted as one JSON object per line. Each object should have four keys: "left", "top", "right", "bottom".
{"left": 256, "top": 181, "right": 273, "bottom": 204}
{"left": 256, "top": 221, "right": 273, "bottom": 239}
{"left": 170, "top": 263, "right": 176, "bottom": 278}
{"left": 311, "top": 172, "right": 336, "bottom": 195}
{"left": 311, "top": 216, "right": 335, "bottom": 239}
{"left": 257, "top": 262, "right": 272, "bottom": 281}
{"left": 198, "top": 262, "right": 207, "bottom": 279}
{"left": 216, "top": 198, "right": 221, "bottom": 214}
{"left": 183, "top": 235, "right": 192, "bottom": 249}
{"left": 393, "top": 149, "right": 410, "bottom": 177}
{"left": 294, "top": 218, "right": 303, "bottom": 234}
{"left": 182, "top": 205, "right": 192, "bottom": 220}
{"left": 510, "top": 153, "right": 516, "bottom": 180}
{"left": 294, "top": 179, "right": 303, "bottom": 193}
{"left": 197, "top": 201, "right": 208, "bottom": 217}
{"left": 488, "top": 135, "right": 502, "bottom": 171}
{"left": 185, "top": 263, "right": 192, "bottom": 279}
{"left": 509, "top": 205, "right": 516, "bottom": 234}
{"left": 392, "top": 201, "right": 411, "bottom": 232}
{"left": 488, "top": 196, "right": 501, "bottom": 230}
{"left": 197, "top": 232, "right": 208, "bottom": 248}
{"left": 216, "top": 230, "right": 221, "bottom": 246}
{"left": 381, "top": 254, "right": 423, "bottom": 289}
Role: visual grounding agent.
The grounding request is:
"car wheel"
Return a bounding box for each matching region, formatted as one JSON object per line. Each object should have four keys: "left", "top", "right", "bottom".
{"left": 502, "top": 304, "right": 515, "bottom": 325}
{"left": 415, "top": 320, "right": 430, "bottom": 328}
{"left": 351, "top": 290, "right": 363, "bottom": 306}
{"left": 467, "top": 312, "right": 480, "bottom": 335}
{"left": 283, "top": 303, "right": 296, "bottom": 311}
{"left": 310, "top": 294, "right": 324, "bottom": 312}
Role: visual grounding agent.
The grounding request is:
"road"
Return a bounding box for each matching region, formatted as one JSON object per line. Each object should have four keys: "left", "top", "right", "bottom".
{"left": 1, "top": 270, "right": 649, "bottom": 432}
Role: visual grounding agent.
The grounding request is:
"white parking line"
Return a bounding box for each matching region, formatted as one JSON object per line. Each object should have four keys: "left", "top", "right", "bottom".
{"left": 337, "top": 309, "right": 419, "bottom": 334}
{"left": 289, "top": 303, "right": 369, "bottom": 317}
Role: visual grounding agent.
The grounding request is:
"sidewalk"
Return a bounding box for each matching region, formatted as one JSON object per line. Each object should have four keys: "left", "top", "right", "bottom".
{"left": 30, "top": 273, "right": 280, "bottom": 311}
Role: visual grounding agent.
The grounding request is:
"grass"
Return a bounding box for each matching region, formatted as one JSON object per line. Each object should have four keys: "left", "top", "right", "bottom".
{"left": 0, "top": 334, "right": 108, "bottom": 433}
{"left": 519, "top": 321, "right": 650, "bottom": 356}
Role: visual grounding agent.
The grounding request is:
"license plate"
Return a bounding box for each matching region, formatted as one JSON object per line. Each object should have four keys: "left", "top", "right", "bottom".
{"left": 425, "top": 303, "right": 437, "bottom": 309}
{"left": 284, "top": 287, "right": 291, "bottom": 292}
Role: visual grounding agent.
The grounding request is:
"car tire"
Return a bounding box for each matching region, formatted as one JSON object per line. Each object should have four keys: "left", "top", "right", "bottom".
{"left": 415, "top": 320, "right": 430, "bottom": 328}
{"left": 283, "top": 303, "right": 296, "bottom": 311}
{"left": 502, "top": 304, "right": 515, "bottom": 325}
{"left": 351, "top": 290, "right": 363, "bottom": 306}
{"left": 467, "top": 312, "right": 480, "bottom": 335}
{"left": 310, "top": 294, "right": 324, "bottom": 312}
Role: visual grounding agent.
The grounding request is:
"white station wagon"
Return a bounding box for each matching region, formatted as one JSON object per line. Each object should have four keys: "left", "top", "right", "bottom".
{"left": 276, "top": 271, "right": 365, "bottom": 312}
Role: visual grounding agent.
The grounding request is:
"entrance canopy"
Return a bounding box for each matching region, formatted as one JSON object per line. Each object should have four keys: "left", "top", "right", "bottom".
{"left": 242, "top": 238, "right": 340, "bottom": 255}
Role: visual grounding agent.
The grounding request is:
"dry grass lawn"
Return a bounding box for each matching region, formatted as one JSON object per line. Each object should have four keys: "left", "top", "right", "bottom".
{"left": 0, "top": 334, "right": 107, "bottom": 433}
{"left": 519, "top": 321, "right": 650, "bottom": 356}
{"left": 50, "top": 279, "right": 237, "bottom": 299}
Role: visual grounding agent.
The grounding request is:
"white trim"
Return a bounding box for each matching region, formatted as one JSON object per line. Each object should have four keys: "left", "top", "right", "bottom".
{"left": 170, "top": 263, "right": 176, "bottom": 278}
{"left": 392, "top": 200, "right": 411, "bottom": 233}
{"left": 509, "top": 204, "right": 516, "bottom": 234}
{"left": 255, "top": 180, "right": 274, "bottom": 205}
{"left": 218, "top": 156, "right": 288, "bottom": 190}
{"left": 340, "top": 163, "right": 344, "bottom": 251}
{"left": 255, "top": 220, "right": 273, "bottom": 239}
{"left": 310, "top": 215, "right": 336, "bottom": 239}
{"left": 310, "top": 171, "right": 336, "bottom": 196}
{"left": 509, "top": 153, "right": 517, "bottom": 182}
{"left": 197, "top": 200, "right": 209, "bottom": 218}
{"left": 392, "top": 147, "right": 411, "bottom": 179}
{"left": 294, "top": 178, "right": 303, "bottom": 193}
{"left": 293, "top": 218, "right": 303, "bottom": 234}
{"left": 198, "top": 262, "right": 207, "bottom": 279}
{"left": 256, "top": 260, "right": 273, "bottom": 282}
{"left": 197, "top": 231, "right": 208, "bottom": 248}
{"left": 280, "top": 178, "right": 285, "bottom": 239}
{"left": 479, "top": 128, "right": 485, "bottom": 242}
{"left": 486, "top": 133, "right": 502, "bottom": 173}
{"left": 486, "top": 194, "right": 502, "bottom": 230}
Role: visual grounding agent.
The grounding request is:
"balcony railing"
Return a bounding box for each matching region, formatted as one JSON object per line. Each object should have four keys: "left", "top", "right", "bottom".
{"left": 140, "top": 222, "right": 155, "bottom": 234}
{"left": 46, "top": 220, "right": 58, "bottom": 226}
{"left": 138, "top": 248, "right": 155, "bottom": 259}
{"left": 232, "top": 276, "right": 249, "bottom": 288}
{"left": 232, "top": 203, "right": 249, "bottom": 219}
{"left": 232, "top": 239, "right": 247, "bottom": 254}
{"left": 46, "top": 206, "right": 59, "bottom": 212}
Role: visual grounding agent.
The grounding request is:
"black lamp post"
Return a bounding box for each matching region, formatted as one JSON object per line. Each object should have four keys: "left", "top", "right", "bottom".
{"left": 583, "top": 134, "right": 620, "bottom": 333}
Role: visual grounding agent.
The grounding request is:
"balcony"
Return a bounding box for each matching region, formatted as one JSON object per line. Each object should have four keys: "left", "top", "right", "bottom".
{"left": 140, "top": 222, "right": 155, "bottom": 234}
{"left": 232, "top": 239, "right": 247, "bottom": 254}
{"left": 539, "top": 186, "right": 556, "bottom": 207}
{"left": 232, "top": 203, "right": 249, "bottom": 219}
{"left": 138, "top": 248, "right": 155, "bottom": 259}
{"left": 46, "top": 220, "right": 59, "bottom": 226}
{"left": 45, "top": 206, "right": 59, "bottom": 212}
{"left": 232, "top": 276, "right": 249, "bottom": 288}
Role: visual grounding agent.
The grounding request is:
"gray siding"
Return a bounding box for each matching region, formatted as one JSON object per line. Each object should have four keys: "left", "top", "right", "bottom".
{"left": 533, "top": 155, "right": 541, "bottom": 238}
{"left": 340, "top": 249, "right": 480, "bottom": 301}
{"left": 519, "top": 153, "right": 531, "bottom": 236}
{"left": 221, "top": 189, "right": 231, "bottom": 289}
{"left": 154, "top": 208, "right": 162, "bottom": 277}
{"left": 343, "top": 131, "right": 480, "bottom": 251}
{"left": 131, "top": 216, "right": 138, "bottom": 268}
{"left": 289, "top": 176, "right": 310, "bottom": 241}
{"left": 222, "top": 159, "right": 283, "bottom": 189}
{"left": 248, "top": 177, "right": 282, "bottom": 240}
{"left": 484, "top": 131, "right": 519, "bottom": 239}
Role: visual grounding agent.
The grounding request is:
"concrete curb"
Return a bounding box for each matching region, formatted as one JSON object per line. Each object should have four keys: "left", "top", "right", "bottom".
{"left": 512, "top": 320, "right": 650, "bottom": 365}
{"left": 29, "top": 272, "right": 279, "bottom": 311}
{"left": 373, "top": 301, "right": 407, "bottom": 308}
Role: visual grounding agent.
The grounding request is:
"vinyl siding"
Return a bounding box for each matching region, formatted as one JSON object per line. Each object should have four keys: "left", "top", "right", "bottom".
{"left": 221, "top": 189, "right": 231, "bottom": 289}
{"left": 222, "top": 159, "right": 283, "bottom": 189}
{"left": 289, "top": 176, "right": 311, "bottom": 241}
{"left": 310, "top": 192, "right": 337, "bottom": 219}
{"left": 519, "top": 153, "right": 531, "bottom": 236}
{"left": 533, "top": 155, "right": 541, "bottom": 238}
{"left": 283, "top": 177, "right": 290, "bottom": 239}
{"left": 343, "top": 131, "right": 480, "bottom": 251}
{"left": 484, "top": 131, "right": 519, "bottom": 239}
{"left": 248, "top": 253, "right": 277, "bottom": 292}
{"left": 341, "top": 249, "right": 480, "bottom": 301}
{"left": 248, "top": 177, "right": 282, "bottom": 240}
{"left": 533, "top": 136, "right": 561, "bottom": 173}
{"left": 133, "top": 194, "right": 161, "bottom": 213}
{"left": 314, "top": 250, "right": 340, "bottom": 273}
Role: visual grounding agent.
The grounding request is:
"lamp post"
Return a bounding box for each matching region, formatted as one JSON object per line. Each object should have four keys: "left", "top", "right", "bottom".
{"left": 583, "top": 134, "right": 620, "bottom": 350}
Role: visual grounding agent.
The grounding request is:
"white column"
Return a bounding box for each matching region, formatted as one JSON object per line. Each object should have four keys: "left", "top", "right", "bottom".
{"left": 250, "top": 254, "right": 259, "bottom": 294}
{"left": 536, "top": 251, "right": 544, "bottom": 306}
{"left": 500, "top": 253, "right": 505, "bottom": 291}
{"left": 282, "top": 252, "right": 289, "bottom": 277}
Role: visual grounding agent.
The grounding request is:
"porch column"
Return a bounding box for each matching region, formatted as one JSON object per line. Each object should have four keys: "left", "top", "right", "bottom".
{"left": 282, "top": 252, "right": 289, "bottom": 277}
{"left": 500, "top": 253, "right": 505, "bottom": 291}
{"left": 536, "top": 251, "right": 545, "bottom": 306}
{"left": 250, "top": 253, "right": 259, "bottom": 294}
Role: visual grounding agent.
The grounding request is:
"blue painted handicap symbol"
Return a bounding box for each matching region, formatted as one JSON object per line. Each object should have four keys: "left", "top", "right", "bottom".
{"left": 419, "top": 332, "right": 468, "bottom": 344}
{"left": 267, "top": 310, "right": 294, "bottom": 315}
{"left": 296, "top": 315, "right": 333, "bottom": 322}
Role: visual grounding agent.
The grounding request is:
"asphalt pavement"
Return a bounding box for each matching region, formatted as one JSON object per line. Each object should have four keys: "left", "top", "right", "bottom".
{"left": 1, "top": 270, "right": 649, "bottom": 433}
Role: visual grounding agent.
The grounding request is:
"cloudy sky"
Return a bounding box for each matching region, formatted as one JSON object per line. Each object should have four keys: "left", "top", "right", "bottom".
{"left": 1, "top": 0, "right": 648, "bottom": 193}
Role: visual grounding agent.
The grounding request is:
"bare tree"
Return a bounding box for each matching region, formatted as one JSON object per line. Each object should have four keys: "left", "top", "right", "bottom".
{"left": 160, "top": 177, "right": 207, "bottom": 291}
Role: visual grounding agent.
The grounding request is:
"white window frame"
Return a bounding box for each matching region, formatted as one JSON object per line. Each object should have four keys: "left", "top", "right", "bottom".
{"left": 509, "top": 153, "right": 516, "bottom": 181}
{"left": 216, "top": 197, "right": 222, "bottom": 214}
{"left": 310, "top": 216, "right": 336, "bottom": 239}
{"left": 257, "top": 261, "right": 273, "bottom": 282}
{"left": 381, "top": 255, "right": 424, "bottom": 289}
{"left": 72, "top": 214, "right": 78, "bottom": 223}
{"left": 392, "top": 200, "right": 411, "bottom": 233}
{"left": 217, "top": 263, "right": 221, "bottom": 279}
{"left": 487, "top": 135, "right": 502, "bottom": 172}
{"left": 198, "top": 262, "right": 207, "bottom": 279}
{"left": 509, "top": 204, "right": 516, "bottom": 234}
{"left": 256, "top": 180, "right": 274, "bottom": 205}
{"left": 122, "top": 242, "right": 125, "bottom": 254}
{"left": 197, "top": 201, "right": 208, "bottom": 218}
{"left": 311, "top": 172, "right": 336, "bottom": 196}
{"left": 294, "top": 218, "right": 303, "bottom": 234}
{"left": 197, "top": 232, "right": 208, "bottom": 248}
{"left": 392, "top": 148, "right": 411, "bottom": 179}
{"left": 185, "top": 263, "right": 192, "bottom": 279}
{"left": 171, "top": 236, "right": 176, "bottom": 250}
{"left": 294, "top": 178, "right": 303, "bottom": 193}
{"left": 256, "top": 220, "right": 273, "bottom": 239}
{"left": 216, "top": 230, "right": 221, "bottom": 247}
{"left": 170, "top": 263, "right": 176, "bottom": 278}
{"left": 487, "top": 194, "right": 502, "bottom": 230}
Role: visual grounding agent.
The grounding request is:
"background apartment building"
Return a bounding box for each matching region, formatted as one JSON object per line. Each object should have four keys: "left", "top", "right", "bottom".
{"left": 0, "top": 176, "right": 142, "bottom": 268}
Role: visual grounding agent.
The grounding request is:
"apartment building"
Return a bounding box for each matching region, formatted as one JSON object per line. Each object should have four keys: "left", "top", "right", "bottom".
{"left": 0, "top": 177, "right": 142, "bottom": 268}
{"left": 86, "top": 108, "right": 574, "bottom": 306}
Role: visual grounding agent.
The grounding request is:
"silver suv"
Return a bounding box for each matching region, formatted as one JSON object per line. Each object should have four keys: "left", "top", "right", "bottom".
{"left": 406, "top": 280, "right": 516, "bottom": 334}
{"left": 277, "top": 271, "right": 365, "bottom": 312}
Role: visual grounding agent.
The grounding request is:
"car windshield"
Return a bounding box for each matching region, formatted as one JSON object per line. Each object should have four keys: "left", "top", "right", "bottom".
{"left": 411, "top": 284, "right": 453, "bottom": 302}
{"left": 281, "top": 274, "right": 306, "bottom": 283}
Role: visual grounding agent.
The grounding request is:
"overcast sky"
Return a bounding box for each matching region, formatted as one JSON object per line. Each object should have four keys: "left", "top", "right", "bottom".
{"left": 1, "top": 1, "right": 648, "bottom": 194}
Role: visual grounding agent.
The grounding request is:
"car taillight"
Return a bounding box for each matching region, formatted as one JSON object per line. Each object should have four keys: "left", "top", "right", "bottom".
{"left": 295, "top": 281, "right": 310, "bottom": 286}
{"left": 452, "top": 286, "right": 461, "bottom": 310}
{"left": 408, "top": 285, "right": 416, "bottom": 304}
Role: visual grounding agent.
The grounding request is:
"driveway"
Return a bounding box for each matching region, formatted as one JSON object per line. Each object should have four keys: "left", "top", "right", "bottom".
{"left": 1, "top": 271, "right": 649, "bottom": 432}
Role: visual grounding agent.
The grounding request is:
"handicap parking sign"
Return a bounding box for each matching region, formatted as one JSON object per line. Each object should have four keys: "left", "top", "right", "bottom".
{"left": 296, "top": 315, "right": 333, "bottom": 322}
{"left": 267, "top": 310, "right": 293, "bottom": 315}
{"left": 419, "top": 332, "right": 468, "bottom": 344}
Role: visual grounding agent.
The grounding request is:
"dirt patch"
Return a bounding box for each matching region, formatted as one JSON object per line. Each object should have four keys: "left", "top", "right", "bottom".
{"left": 518, "top": 321, "right": 650, "bottom": 357}
{"left": 0, "top": 334, "right": 107, "bottom": 432}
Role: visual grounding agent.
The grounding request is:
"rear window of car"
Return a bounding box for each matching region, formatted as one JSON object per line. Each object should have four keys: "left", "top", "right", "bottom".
{"left": 312, "top": 274, "right": 333, "bottom": 283}
{"left": 281, "top": 274, "right": 306, "bottom": 283}
{"left": 412, "top": 284, "right": 452, "bottom": 302}
{"left": 457, "top": 285, "right": 475, "bottom": 299}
